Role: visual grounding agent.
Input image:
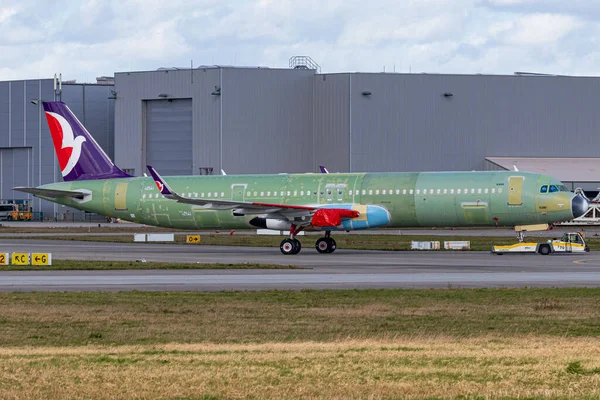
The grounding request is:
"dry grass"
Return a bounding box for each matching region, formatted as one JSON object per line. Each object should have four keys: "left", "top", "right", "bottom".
{"left": 0, "top": 337, "right": 599, "bottom": 399}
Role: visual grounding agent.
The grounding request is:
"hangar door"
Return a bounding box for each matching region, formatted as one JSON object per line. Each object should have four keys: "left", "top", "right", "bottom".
{"left": 0, "top": 147, "right": 31, "bottom": 200}
{"left": 145, "top": 99, "right": 193, "bottom": 176}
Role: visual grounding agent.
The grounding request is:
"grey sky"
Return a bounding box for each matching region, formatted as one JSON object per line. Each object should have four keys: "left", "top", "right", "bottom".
{"left": 1, "top": 0, "right": 599, "bottom": 82}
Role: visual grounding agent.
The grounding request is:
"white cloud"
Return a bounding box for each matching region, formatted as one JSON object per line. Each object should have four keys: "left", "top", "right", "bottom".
{"left": 0, "top": 0, "right": 599, "bottom": 81}
{"left": 0, "top": 6, "right": 17, "bottom": 23}
{"left": 504, "top": 14, "right": 579, "bottom": 45}
{"left": 338, "top": 14, "right": 462, "bottom": 46}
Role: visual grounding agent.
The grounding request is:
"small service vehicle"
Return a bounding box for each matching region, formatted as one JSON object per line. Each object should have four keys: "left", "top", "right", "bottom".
{"left": 492, "top": 232, "right": 589, "bottom": 255}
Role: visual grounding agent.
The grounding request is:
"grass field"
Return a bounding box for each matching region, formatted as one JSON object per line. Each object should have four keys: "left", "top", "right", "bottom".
{"left": 3, "top": 289, "right": 600, "bottom": 347}
{"left": 21, "top": 233, "right": 600, "bottom": 252}
{"left": 1, "top": 289, "right": 600, "bottom": 398}
{"left": 0, "top": 260, "right": 299, "bottom": 271}
{"left": 1, "top": 338, "right": 599, "bottom": 399}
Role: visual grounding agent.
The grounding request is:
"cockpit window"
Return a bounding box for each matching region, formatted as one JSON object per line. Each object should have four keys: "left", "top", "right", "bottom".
{"left": 549, "top": 185, "right": 558, "bottom": 193}
{"left": 558, "top": 185, "right": 569, "bottom": 192}
{"left": 540, "top": 185, "right": 548, "bottom": 193}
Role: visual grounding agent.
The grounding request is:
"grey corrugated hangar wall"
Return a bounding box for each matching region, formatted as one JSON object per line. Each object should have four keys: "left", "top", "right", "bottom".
{"left": 114, "top": 67, "right": 315, "bottom": 176}
{"left": 115, "top": 68, "right": 600, "bottom": 177}
{"left": 145, "top": 99, "right": 193, "bottom": 176}
{"left": 0, "top": 147, "right": 32, "bottom": 200}
{"left": 0, "top": 79, "right": 115, "bottom": 217}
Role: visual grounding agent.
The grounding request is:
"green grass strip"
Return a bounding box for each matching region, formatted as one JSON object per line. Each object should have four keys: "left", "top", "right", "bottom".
{"left": 0, "top": 260, "right": 299, "bottom": 271}
{"left": 0, "top": 288, "right": 599, "bottom": 347}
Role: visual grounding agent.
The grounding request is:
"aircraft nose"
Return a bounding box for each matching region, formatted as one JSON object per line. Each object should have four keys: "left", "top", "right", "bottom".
{"left": 571, "top": 194, "right": 589, "bottom": 219}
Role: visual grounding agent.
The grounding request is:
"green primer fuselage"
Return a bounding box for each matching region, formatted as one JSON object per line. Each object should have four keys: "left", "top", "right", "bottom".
{"left": 39, "top": 171, "right": 574, "bottom": 229}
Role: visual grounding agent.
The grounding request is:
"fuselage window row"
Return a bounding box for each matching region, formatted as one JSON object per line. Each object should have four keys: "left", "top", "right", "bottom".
{"left": 186, "top": 186, "right": 508, "bottom": 200}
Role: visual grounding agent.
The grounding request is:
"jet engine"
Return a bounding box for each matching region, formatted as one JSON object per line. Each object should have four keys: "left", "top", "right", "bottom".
{"left": 249, "top": 217, "right": 292, "bottom": 231}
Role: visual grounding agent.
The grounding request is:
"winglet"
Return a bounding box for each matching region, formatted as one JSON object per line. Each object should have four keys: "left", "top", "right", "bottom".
{"left": 146, "top": 165, "right": 175, "bottom": 197}
{"left": 319, "top": 165, "right": 329, "bottom": 174}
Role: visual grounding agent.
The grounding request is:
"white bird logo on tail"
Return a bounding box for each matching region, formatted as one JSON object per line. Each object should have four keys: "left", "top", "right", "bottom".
{"left": 46, "top": 112, "right": 87, "bottom": 177}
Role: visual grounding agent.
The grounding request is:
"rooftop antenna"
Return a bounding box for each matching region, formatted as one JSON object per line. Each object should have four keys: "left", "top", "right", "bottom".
{"left": 53, "top": 73, "right": 63, "bottom": 101}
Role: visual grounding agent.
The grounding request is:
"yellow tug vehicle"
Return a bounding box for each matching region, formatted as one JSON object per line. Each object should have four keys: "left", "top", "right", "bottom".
{"left": 492, "top": 229, "right": 589, "bottom": 256}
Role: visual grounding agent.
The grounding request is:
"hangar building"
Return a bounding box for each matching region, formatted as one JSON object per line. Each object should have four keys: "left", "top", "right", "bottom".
{"left": 114, "top": 67, "right": 600, "bottom": 192}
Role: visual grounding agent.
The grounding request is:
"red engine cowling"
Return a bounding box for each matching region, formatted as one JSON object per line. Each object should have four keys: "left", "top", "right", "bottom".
{"left": 311, "top": 208, "right": 359, "bottom": 227}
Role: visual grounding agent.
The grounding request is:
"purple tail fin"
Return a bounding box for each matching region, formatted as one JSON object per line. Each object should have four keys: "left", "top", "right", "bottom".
{"left": 43, "top": 101, "right": 131, "bottom": 181}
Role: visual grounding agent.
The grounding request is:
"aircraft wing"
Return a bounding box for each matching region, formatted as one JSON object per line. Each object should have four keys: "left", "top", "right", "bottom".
{"left": 146, "top": 166, "right": 316, "bottom": 214}
{"left": 13, "top": 187, "right": 87, "bottom": 200}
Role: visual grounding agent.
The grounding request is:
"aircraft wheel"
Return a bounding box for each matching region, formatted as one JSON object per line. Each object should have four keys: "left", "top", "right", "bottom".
{"left": 538, "top": 244, "right": 551, "bottom": 255}
{"left": 327, "top": 238, "right": 337, "bottom": 253}
{"left": 316, "top": 238, "right": 329, "bottom": 253}
{"left": 316, "top": 237, "right": 336, "bottom": 253}
{"left": 292, "top": 239, "right": 302, "bottom": 254}
{"left": 281, "top": 239, "right": 300, "bottom": 255}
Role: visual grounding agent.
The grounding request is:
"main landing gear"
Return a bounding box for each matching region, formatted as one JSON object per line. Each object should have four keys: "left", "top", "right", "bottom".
{"left": 279, "top": 226, "right": 337, "bottom": 255}
{"left": 280, "top": 224, "right": 303, "bottom": 255}
{"left": 315, "top": 231, "right": 336, "bottom": 254}
{"left": 280, "top": 238, "right": 302, "bottom": 255}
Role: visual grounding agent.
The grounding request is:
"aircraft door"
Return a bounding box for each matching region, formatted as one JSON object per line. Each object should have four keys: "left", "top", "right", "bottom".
{"left": 231, "top": 184, "right": 247, "bottom": 201}
{"left": 115, "top": 182, "right": 128, "bottom": 211}
{"left": 508, "top": 176, "right": 524, "bottom": 206}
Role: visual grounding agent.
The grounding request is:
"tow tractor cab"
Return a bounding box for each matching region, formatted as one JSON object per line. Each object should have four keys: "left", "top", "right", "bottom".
{"left": 491, "top": 231, "right": 589, "bottom": 255}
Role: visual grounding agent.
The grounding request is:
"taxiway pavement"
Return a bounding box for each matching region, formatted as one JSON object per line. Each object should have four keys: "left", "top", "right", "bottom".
{"left": 1, "top": 222, "right": 599, "bottom": 238}
{"left": 0, "top": 239, "right": 599, "bottom": 291}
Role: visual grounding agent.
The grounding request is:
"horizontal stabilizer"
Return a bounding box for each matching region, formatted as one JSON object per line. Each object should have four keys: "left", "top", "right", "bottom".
{"left": 12, "top": 187, "right": 87, "bottom": 200}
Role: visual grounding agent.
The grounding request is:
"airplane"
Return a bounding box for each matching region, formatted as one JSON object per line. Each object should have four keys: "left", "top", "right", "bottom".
{"left": 13, "top": 101, "right": 589, "bottom": 255}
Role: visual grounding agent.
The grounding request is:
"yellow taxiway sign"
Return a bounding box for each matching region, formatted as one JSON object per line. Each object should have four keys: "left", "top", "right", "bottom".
{"left": 186, "top": 235, "right": 201, "bottom": 244}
